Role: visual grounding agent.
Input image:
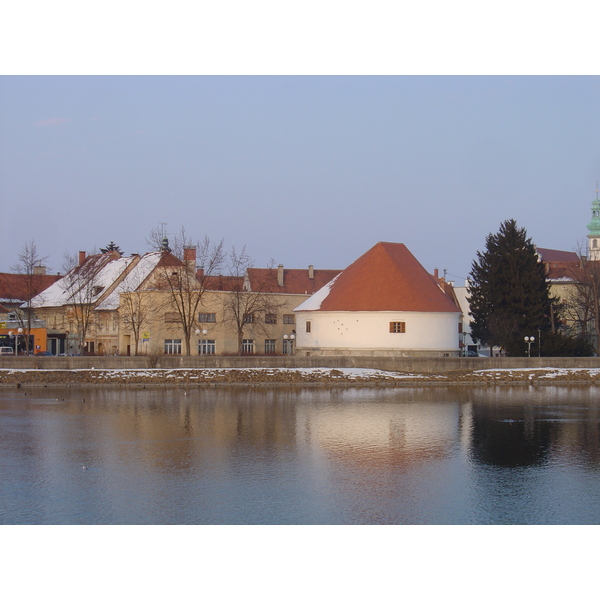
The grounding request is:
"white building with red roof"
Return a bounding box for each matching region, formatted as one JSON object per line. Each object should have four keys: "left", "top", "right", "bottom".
{"left": 294, "top": 242, "right": 462, "bottom": 356}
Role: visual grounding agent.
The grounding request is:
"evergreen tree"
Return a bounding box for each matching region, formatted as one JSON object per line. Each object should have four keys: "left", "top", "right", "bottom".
{"left": 468, "top": 219, "right": 552, "bottom": 355}
{"left": 100, "top": 241, "right": 122, "bottom": 255}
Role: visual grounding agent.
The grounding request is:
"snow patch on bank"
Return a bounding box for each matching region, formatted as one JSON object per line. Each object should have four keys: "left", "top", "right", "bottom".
{"left": 0, "top": 367, "right": 433, "bottom": 380}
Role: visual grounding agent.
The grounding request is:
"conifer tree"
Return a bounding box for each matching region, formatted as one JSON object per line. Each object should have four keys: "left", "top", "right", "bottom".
{"left": 100, "top": 241, "right": 122, "bottom": 255}
{"left": 468, "top": 219, "right": 552, "bottom": 355}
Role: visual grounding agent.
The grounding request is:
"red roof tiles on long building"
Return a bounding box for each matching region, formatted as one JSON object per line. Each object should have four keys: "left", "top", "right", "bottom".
{"left": 0, "top": 272, "right": 62, "bottom": 302}
{"left": 246, "top": 267, "right": 341, "bottom": 295}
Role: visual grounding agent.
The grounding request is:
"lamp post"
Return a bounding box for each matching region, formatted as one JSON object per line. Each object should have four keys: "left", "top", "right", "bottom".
{"left": 283, "top": 333, "right": 295, "bottom": 356}
{"left": 524, "top": 335, "right": 535, "bottom": 358}
{"left": 8, "top": 328, "right": 23, "bottom": 356}
{"left": 196, "top": 329, "right": 208, "bottom": 355}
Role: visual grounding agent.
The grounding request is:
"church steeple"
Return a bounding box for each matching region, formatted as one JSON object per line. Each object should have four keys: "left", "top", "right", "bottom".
{"left": 587, "top": 182, "right": 600, "bottom": 260}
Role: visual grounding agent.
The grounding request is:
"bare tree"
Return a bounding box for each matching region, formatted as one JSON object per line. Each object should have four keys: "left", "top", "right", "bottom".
{"left": 146, "top": 224, "right": 186, "bottom": 258}
{"left": 220, "top": 247, "right": 287, "bottom": 355}
{"left": 62, "top": 252, "right": 117, "bottom": 354}
{"left": 563, "top": 256, "right": 600, "bottom": 348}
{"left": 154, "top": 227, "right": 225, "bottom": 355}
{"left": 118, "top": 267, "right": 160, "bottom": 356}
{"left": 10, "top": 241, "right": 50, "bottom": 354}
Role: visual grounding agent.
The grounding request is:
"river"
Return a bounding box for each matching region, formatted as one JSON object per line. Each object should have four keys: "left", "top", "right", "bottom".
{"left": 2, "top": 384, "right": 600, "bottom": 524}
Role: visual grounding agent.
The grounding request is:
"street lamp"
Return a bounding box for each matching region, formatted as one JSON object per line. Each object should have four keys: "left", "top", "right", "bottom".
{"left": 196, "top": 329, "right": 208, "bottom": 355}
{"left": 524, "top": 335, "right": 535, "bottom": 358}
{"left": 7, "top": 328, "right": 22, "bottom": 356}
{"left": 283, "top": 333, "right": 295, "bottom": 356}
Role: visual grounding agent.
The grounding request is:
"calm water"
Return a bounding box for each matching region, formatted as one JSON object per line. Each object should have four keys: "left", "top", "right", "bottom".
{"left": 2, "top": 384, "right": 600, "bottom": 524}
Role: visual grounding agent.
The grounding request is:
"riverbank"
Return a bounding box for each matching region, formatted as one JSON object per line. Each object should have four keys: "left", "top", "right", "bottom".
{"left": 2, "top": 366, "right": 600, "bottom": 387}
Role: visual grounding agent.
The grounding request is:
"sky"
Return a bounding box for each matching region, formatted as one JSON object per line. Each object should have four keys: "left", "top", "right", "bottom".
{"left": 2, "top": 75, "right": 599, "bottom": 283}
{"left": 2, "top": 1, "right": 600, "bottom": 293}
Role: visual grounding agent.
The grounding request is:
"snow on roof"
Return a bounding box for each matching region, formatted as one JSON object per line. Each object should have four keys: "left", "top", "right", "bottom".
{"left": 91, "top": 256, "right": 134, "bottom": 296}
{"left": 30, "top": 254, "right": 133, "bottom": 308}
{"left": 294, "top": 274, "right": 340, "bottom": 311}
{"left": 96, "top": 252, "right": 162, "bottom": 310}
{"left": 30, "top": 276, "right": 78, "bottom": 308}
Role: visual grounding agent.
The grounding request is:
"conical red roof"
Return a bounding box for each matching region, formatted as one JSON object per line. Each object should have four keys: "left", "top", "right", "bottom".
{"left": 297, "top": 242, "right": 460, "bottom": 313}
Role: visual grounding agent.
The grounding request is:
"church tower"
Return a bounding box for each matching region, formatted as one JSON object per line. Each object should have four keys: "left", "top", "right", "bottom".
{"left": 587, "top": 183, "right": 600, "bottom": 260}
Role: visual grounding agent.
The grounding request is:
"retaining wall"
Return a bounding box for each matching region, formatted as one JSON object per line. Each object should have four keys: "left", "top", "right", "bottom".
{"left": 1, "top": 355, "right": 600, "bottom": 373}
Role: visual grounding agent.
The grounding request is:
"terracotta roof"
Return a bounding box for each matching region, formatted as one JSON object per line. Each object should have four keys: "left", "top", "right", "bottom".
{"left": 296, "top": 242, "right": 461, "bottom": 313}
{"left": 202, "top": 275, "right": 245, "bottom": 291}
{"left": 547, "top": 266, "right": 580, "bottom": 280}
{"left": 0, "top": 272, "right": 62, "bottom": 302}
{"left": 536, "top": 247, "right": 581, "bottom": 281}
{"left": 536, "top": 248, "right": 580, "bottom": 263}
{"left": 156, "top": 252, "right": 184, "bottom": 268}
{"left": 433, "top": 276, "right": 461, "bottom": 308}
{"left": 246, "top": 267, "right": 341, "bottom": 295}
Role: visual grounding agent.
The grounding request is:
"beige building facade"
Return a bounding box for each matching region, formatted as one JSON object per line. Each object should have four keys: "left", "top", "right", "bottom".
{"left": 118, "top": 289, "right": 308, "bottom": 356}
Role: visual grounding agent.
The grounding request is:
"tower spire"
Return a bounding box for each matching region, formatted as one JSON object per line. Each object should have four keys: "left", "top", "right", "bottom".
{"left": 587, "top": 185, "right": 600, "bottom": 260}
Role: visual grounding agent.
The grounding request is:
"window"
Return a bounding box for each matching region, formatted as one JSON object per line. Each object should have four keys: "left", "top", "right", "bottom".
{"left": 264, "top": 339, "right": 276, "bottom": 354}
{"left": 198, "top": 339, "right": 216, "bottom": 355}
{"left": 165, "top": 312, "right": 180, "bottom": 323}
{"left": 164, "top": 339, "right": 182, "bottom": 354}
{"left": 306, "top": 320, "right": 312, "bottom": 333}
{"left": 389, "top": 321, "right": 406, "bottom": 333}
{"left": 242, "top": 339, "right": 255, "bottom": 354}
{"left": 198, "top": 313, "right": 216, "bottom": 323}
{"left": 283, "top": 338, "right": 294, "bottom": 354}
{"left": 265, "top": 313, "right": 277, "bottom": 324}
{"left": 244, "top": 314, "right": 255, "bottom": 324}
{"left": 283, "top": 314, "right": 295, "bottom": 324}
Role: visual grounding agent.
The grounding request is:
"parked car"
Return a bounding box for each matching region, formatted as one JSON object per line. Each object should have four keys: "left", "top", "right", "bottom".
{"left": 0, "top": 346, "right": 14, "bottom": 355}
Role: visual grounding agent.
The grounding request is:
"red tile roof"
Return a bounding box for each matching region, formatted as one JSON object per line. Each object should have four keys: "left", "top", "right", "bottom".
{"left": 201, "top": 275, "right": 245, "bottom": 291}
{"left": 536, "top": 248, "right": 580, "bottom": 263}
{"left": 156, "top": 252, "right": 185, "bottom": 268}
{"left": 536, "top": 247, "right": 581, "bottom": 280}
{"left": 302, "top": 242, "right": 461, "bottom": 313}
{"left": 0, "top": 272, "right": 62, "bottom": 302}
{"left": 246, "top": 267, "right": 341, "bottom": 295}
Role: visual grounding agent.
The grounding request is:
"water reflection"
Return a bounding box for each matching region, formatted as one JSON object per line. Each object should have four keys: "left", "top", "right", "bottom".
{"left": 1, "top": 385, "right": 600, "bottom": 524}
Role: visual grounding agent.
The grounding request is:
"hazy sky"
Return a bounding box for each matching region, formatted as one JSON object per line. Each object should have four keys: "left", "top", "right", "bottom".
{"left": 2, "top": 75, "right": 599, "bottom": 282}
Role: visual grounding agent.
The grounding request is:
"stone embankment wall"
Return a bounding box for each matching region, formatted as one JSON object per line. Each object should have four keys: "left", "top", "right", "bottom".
{"left": 1, "top": 355, "right": 599, "bottom": 372}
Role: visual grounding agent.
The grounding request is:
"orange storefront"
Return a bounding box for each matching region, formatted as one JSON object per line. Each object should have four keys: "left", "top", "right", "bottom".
{"left": 0, "top": 325, "right": 47, "bottom": 354}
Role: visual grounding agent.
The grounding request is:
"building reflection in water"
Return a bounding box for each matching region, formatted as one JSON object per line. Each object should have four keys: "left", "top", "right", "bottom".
{"left": 2, "top": 384, "right": 600, "bottom": 524}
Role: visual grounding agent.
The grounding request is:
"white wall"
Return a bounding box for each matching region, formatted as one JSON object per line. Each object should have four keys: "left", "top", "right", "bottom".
{"left": 295, "top": 310, "right": 460, "bottom": 352}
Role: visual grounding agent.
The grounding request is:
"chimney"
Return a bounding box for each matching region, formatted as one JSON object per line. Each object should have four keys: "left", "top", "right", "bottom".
{"left": 33, "top": 265, "right": 46, "bottom": 276}
{"left": 308, "top": 265, "right": 314, "bottom": 279}
{"left": 197, "top": 267, "right": 204, "bottom": 279}
{"left": 79, "top": 251, "right": 86, "bottom": 266}
{"left": 433, "top": 268, "right": 439, "bottom": 279}
{"left": 278, "top": 264, "right": 284, "bottom": 287}
{"left": 183, "top": 246, "right": 197, "bottom": 273}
